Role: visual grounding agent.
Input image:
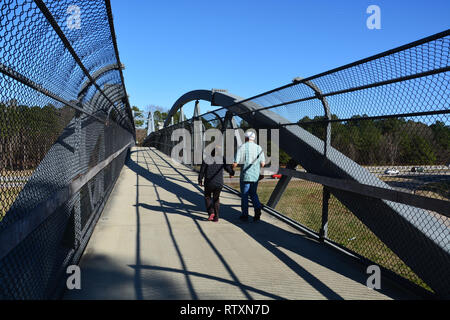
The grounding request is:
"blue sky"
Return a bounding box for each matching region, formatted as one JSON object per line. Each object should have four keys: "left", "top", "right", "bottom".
{"left": 110, "top": 0, "right": 450, "bottom": 118}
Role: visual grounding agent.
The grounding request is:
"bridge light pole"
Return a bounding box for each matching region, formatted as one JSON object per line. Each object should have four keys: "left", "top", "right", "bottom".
{"left": 194, "top": 100, "right": 200, "bottom": 118}
{"left": 180, "top": 107, "right": 184, "bottom": 123}
{"left": 147, "top": 110, "right": 155, "bottom": 136}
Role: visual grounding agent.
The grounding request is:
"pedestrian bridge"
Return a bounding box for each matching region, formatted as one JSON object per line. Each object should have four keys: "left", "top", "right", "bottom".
{"left": 64, "top": 147, "right": 416, "bottom": 300}
{"left": 0, "top": 0, "right": 448, "bottom": 300}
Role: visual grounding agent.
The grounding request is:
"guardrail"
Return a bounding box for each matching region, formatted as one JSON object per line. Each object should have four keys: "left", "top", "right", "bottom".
{"left": 0, "top": 0, "right": 134, "bottom": 299}
{"left": 278, "top": 168, "right": 450, "bottom": 218}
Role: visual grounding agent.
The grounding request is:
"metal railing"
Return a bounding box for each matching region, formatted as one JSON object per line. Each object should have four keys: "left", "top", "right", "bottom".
{"left": 145, "top": 30, "right": 450, "bottom": 298}
{"left": 0, "top": 0, "right": 135, "bottom": 299}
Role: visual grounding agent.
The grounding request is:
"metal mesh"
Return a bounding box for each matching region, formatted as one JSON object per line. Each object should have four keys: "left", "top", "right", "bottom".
{"left": 272, "top": 179, "right": 323, "bottom": 234}
{"left": 146, "top": 30, "right": 449, "bottom": 297}
{"left": 326, "top": 193, "right": 433, "bottom": 291}
{"left": 0, "top": 0, "right": 134, "bottom": 299}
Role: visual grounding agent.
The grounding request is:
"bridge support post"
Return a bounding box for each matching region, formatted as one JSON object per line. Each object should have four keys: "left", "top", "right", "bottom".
{"left": 267, "top": 159, "right": 298, "bottom": 209}
{"left": 72, "top": 108, "right": 83, "bottom": 251}
{"left": 319, "top": 187, "right": 330, "bottom": 242}
{"left": 194, "top": 100, "right": 200, "bottom": 118}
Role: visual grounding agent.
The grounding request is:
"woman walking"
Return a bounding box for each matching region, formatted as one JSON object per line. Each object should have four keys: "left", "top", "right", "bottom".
{"left": 198, "top": 148, "right": 235, "bottom": 222}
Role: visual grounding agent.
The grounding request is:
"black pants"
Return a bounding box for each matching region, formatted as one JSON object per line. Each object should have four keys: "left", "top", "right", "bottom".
{"left": 204, "top": 184, "right": 222, "bottom": 218}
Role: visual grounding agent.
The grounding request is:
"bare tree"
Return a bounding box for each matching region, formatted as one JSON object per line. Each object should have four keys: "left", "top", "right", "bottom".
{"left": 382, "top": 132, "right": 401, "bottom": 165}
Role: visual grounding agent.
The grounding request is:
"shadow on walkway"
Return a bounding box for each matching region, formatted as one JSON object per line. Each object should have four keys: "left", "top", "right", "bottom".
{"left": 122, "top": 148, "right": 414, "bottom": 300}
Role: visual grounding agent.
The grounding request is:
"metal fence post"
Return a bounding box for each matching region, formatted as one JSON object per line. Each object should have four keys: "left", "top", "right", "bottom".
{"left": 300, "top": 79, "right": 332, "bottom": 157}
{"left": 319, "top": 186, "right": 330, "bottom": 242}
{"left": 73, "top": 108, "right": 83, "bottom": 250}
{"left": 267, "top": 159, "right": 298, "bottom": 209}
{"left": 297, "top": 78, "right": 333, "bottom": 242}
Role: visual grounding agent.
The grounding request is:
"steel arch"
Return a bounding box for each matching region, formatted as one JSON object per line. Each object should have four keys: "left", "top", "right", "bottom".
{"left": 156, "top": 88, "right": 450, "bottom": 295}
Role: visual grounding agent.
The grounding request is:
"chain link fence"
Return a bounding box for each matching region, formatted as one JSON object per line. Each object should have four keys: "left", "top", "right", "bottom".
{"left": 0, "top": 0, "right": 135, "bottom": 299}
{"left": 145, "top": 30, "right": 449, "bottom": 298}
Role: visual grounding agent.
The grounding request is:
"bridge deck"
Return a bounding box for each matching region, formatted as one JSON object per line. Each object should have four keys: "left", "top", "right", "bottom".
{"left": 64, "top": 147, "right": 417, "bottom": 300}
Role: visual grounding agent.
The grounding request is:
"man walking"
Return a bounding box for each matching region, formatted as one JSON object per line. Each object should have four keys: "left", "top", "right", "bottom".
{"left": 233, "top": 131, "right": 265, "bottom": 222}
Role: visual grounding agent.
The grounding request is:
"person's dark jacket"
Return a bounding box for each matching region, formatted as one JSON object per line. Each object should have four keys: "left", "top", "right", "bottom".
{"left": 198, "top": 157, "right": 235, "bottom": 188}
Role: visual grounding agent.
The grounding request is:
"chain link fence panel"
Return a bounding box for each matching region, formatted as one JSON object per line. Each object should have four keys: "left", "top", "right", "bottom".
{"left": 0, "top": 0, "right": 134, "bottom": 299}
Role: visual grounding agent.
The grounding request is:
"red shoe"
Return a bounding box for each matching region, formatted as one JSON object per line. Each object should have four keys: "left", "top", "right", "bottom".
{"left": 208, "top": 214, "right": 215, "bottom": 221}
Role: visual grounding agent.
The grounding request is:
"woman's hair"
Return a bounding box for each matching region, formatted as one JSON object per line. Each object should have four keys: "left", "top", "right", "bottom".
{"left": 210, "top": 145, "right": 222, "bottom": 157}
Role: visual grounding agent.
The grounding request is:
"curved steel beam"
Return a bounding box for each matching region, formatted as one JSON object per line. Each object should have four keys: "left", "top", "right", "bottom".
{"left": 99, "top": 93, "right": 129, "bottom": 126}
{"left": 87, "top": 85, "right": 128, "bottom": 128}
{"left": 163, "top": 90, "right": 218, "bottom": 128}
{"left": 106, "top": 101, "right": 128, "bottom": 126}
{"left": 212, "top": 111, "right": 225, "bottom": 129}
{"left": 301, "top": 79, "right": 332, "bottom": 156}
{"left": 293, "top": 78, "right": 332, "bottom": 120}
{"left": 164, "top": 94, "right": 225, "bottom": 130}
{"left": 99, "top": 90, "right": 125, "bottom": 112}
{"left": 88, "top": 84, "right": 118, "bottom": 109}
{"left": 105, "top": 95, "right": 126, "bottom": 116}
{"left": 80, "top": 74, "right": 132, "bottom": 132}
{"left": 90, "top": 84, "right": 124, "bottom": 111}
{"left": 78, "top": 63, "right": 123, "bottom": 100}
{"left": 202, "top": 110, "right": 225, "bottom": 130}
{"left": 156, "top": 89, "right": 450, "bottom": 295}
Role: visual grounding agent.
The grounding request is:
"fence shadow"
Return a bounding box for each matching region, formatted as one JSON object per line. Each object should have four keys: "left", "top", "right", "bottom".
{"left": 124, "top": 148, "right": 416, "bottom": 300}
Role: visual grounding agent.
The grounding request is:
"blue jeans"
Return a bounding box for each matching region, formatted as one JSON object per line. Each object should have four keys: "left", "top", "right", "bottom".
{"left": 240, "top": 181, "right": 262, "bottom": 216}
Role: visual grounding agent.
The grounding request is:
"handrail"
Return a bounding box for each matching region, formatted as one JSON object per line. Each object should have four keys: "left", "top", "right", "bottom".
{"left": 279, "top": 168, "right": 450, "bottom": 218}
{"left": 0, "top": 143, "right": 131, "bottom": 261}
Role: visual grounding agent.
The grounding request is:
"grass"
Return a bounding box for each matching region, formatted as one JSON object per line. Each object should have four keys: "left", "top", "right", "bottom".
{"left": 228, "top": 179, "right": 433, "bottom": 292}
{"left": 228, "top": 180, "right": 325, "bottom": 233}
{"left": 0, "top": 186, "right": 23, "bottom": 220}
{"left": 0, "top": 169, "right": 34, "bottom": 176}
{"left": 0, "top": 170, "right": 31, "bottom": 221}
{"left": 415, "top": 181, "right": 450, "bottom": 200}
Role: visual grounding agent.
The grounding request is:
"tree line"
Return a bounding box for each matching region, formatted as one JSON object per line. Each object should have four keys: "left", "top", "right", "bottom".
{"left": 138, "top": 105, "right": 449, "bottom": 167}
{"left": 299, "top": 115, "right": 449, "bottom": 166}
{"left": 239, "top": 115, "right": 449, "bottom": 166}
{"left": 0, "top": 102, "right": 74, "bottom": 172}
{"left": 132, "top": 105, "right": 183, "bottom": 130}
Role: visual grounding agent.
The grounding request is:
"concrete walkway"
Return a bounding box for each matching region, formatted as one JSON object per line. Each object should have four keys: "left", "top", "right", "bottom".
{"left": 64, "top": 147, "right": 417, "bottom": 300}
